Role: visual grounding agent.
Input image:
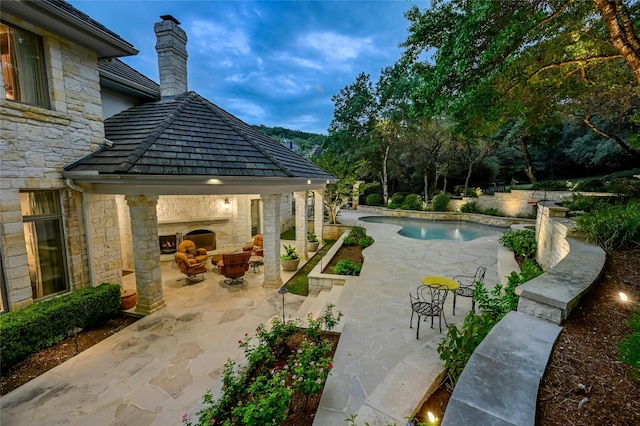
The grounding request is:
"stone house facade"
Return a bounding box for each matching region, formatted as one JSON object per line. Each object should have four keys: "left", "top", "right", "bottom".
{"left": 1, "top": 1, "right": 333, "bottom": 314}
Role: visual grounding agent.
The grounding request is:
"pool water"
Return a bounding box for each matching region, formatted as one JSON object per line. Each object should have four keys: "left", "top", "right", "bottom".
{"left": 360, "top": 216, "right": 505, "bottom": 241}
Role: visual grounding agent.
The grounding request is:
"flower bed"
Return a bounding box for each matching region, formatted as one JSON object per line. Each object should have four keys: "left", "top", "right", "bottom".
{"left": 184, "top": 305, "right": 343, "bottom": 425}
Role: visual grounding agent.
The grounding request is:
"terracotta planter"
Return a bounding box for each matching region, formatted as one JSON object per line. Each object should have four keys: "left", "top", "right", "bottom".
{"left": 307, "top": 241, "right": 319, "bottom": 252}
{"left": 281, "top": 258, "right": 300, "bottom": 272}
{"left": 120, "top": 289, "right": 137, "bottom": 310}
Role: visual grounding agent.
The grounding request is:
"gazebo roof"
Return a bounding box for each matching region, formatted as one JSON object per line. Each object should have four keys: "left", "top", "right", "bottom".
{"left": 64, "top": 92, "right": 336, "bottom": 195}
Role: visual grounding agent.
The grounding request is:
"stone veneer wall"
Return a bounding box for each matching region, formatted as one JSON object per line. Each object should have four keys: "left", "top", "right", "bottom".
{"left": 0, "top": 13, "right": 114, "bottom": 311}
{"left": 448, "top": 189, "right": 573, "bottom": 216}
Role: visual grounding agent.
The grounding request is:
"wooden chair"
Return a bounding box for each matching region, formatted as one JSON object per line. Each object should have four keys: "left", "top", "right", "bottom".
{"left": 217, "top": 252, "right": 251, "bottom": 284}
{"left": 174, "top": 252, "right": 207, "bottom": 283}
{"left": 409, "top": 284, "right": 449, "bottom": 338}
{"left": 452, "top": 266, "right": 487, "bottom": 315}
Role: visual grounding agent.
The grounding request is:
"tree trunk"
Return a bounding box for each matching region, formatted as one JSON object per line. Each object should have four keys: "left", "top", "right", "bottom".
{"left": 594, "top": 0, "right": 640, "bottom": 84}
{"left": 424, "top": 167, "right": 430, "bottom": 200}
{"left": 521, "top": 136, "right": 538, "bottom": 184}
{"left": 382, "top": 145, "right": 390, "bottom": 205}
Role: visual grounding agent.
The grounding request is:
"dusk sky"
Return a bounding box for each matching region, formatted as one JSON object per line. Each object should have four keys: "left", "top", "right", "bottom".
{"left": 68, "top": 1, "right": 421, "bottom": 134}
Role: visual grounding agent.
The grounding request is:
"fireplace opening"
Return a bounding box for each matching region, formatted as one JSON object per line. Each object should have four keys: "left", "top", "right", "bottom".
{"left": 159, "top": 235, "right": 177, "bottom": 254}
{"left": 185, "top": 229, "right": 216, "bottom": 251}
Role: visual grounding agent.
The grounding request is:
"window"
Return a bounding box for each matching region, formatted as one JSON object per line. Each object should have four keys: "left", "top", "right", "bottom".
{"left": 1, "top": 22, "right": 48, "bottom": 108}
{"left": 21, "top": 191, "right": 68, "bottom": 300}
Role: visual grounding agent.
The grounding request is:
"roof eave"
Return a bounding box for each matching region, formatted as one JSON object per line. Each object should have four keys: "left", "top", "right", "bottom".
{"left": 99, "top": 71, "right": 160, "bottom": 99}
{"left": 62, "top": 172, "right": 336, "bottom": 195}
{"left": 2, "top": 0, "right": 138, "bottom": 58}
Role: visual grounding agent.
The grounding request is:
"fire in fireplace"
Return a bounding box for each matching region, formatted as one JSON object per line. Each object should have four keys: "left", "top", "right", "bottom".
{"left": 159, "top": 235, "right": 177, "bottom": 254}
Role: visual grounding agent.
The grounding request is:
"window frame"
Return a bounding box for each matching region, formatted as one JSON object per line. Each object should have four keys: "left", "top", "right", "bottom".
{"left": 1, "top": 20, "right": 50, "bottom": 109}
{"left": 20, "top": 190, "right": 70, "bottom": 301}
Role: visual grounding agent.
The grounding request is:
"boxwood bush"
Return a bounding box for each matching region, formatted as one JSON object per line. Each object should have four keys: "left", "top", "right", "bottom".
{"left": 432, "top": 193, "right": 451, "bottom": 212}
{"left": 402, "top": 194, "right": 423, "bottom": 211}
{"left": 0, "top": 282, "right": 121, "bottom": 368}
{"left": 365, "top": 193, "right": 383, "bottom": 206}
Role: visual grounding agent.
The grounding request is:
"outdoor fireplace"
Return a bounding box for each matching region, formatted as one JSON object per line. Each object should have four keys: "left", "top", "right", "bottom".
{"left": 185, "top": 229, "right": 216, "bottom": 251}
{"left": 159, "top": 235, "right": 177, "bottom": 254}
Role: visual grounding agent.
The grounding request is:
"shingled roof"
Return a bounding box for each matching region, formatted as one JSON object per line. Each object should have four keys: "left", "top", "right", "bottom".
{"left": 99, "top": 59, "right": 160, "bottom": 99}
{"left": 65, "top": 92, "right": 335, "bottom": 182}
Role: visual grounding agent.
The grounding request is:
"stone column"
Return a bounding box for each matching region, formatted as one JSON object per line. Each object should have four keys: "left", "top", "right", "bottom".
{"left": 313, "top": 189, "right": 325, "bottom": 245}
{"left": 294, "top": 191, "right": 309, "bottom": 260}
{"left": 262, "top": 194, "right": 283, "bottom": 288}
{"left": 125, "top": 195, "right": 165, "bottom": 314}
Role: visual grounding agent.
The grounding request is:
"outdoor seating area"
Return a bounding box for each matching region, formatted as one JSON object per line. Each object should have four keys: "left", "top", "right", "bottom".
{"left": 217, "top": 252, "right": 252, "bottom": 284}
{"left": 452, "top": 266, "right": 487, "bottom": 315}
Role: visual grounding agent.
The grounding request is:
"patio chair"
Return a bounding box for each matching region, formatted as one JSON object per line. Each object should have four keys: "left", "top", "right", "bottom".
{"left": 178, "top": 240, "right": 208, "bottom": 263}
{"left": 217, "top": 252, "right": 251, "bottom": 284}
{"left": 174, "top": 252, "right": 207, "bottom": 283}
{"left": 452, "top": 266, "right": 487, "bottom": 315}
{"left": 409, "top": 284, "right": 449, "bottom": 338}
{"left": 242, "top": 234, "right": 264, "bottom": 256}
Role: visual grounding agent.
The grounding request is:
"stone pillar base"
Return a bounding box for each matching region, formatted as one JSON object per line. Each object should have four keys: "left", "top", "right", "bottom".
{"left": 262, "top": 277, "right": 283, "bottom": 288}
{"left": 135, "top": 299, "right": 166, "bottom": 315}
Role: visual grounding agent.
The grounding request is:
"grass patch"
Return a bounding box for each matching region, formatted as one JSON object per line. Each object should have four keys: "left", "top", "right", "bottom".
{"left": 285, "top": 240, "right": 336, "bottom": 296}
{"left": 281, "top": 228, "right": 295, "bottom": 240}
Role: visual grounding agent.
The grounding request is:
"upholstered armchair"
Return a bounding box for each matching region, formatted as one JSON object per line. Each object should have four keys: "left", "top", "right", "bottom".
{"left": 217, "top": 252, "right": 251, "bottom": 284}
{"left": 178, "top": 240, "right": 208, "bottom": 263}
{"left": 174, "top": 252, "right": 207, "bottom": 282}
{"left": 242, "top": 234, "right": 264, "bottom": 257}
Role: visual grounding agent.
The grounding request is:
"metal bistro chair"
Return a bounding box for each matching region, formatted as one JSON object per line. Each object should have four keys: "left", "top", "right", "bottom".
{"left": 452, "top": 266, "right": 487, "bottom": 315}
{"left": 409, "top": 284, "right": 449, "bottom": 339}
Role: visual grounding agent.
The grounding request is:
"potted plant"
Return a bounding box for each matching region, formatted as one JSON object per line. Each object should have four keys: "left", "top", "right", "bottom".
{"left": 281, "top": 244, "right": 300, "bottom": 271}
{"left": 307, "top": 231, "right": 319, "bottom": 252}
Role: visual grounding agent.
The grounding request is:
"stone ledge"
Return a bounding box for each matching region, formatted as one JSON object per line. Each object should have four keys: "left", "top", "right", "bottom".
{"left": 516, "top": 237, "right": 605, "bottom": 324}
{"left": 442, "top": 312, "right": 561, "bottom": 426}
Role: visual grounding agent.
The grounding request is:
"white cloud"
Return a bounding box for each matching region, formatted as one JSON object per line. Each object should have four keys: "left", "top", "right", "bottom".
{"left": 225, "top": 98, "right": 266, "bottom": 121}
{"left": 300, "top": 31, "right": 373, "bottom": 62}
{"left": 190, "top": 20, "right": 251, "bottom": 55}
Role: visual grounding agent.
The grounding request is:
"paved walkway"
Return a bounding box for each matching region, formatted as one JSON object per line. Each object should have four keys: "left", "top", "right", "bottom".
{"left": 0, "top": 211, "right": 503, "bottom": 425}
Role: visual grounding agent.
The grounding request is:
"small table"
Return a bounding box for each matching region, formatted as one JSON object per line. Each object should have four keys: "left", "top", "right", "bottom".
{"left": 249, "top": 255, "right": 263, "bottom": 274}
{"left": 421, "top": 276, "right": 460, "bottom": 291}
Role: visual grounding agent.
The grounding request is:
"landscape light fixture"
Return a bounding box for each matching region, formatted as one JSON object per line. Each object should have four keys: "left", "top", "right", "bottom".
{"left": 278, "top": 286, "right": 289, "bottom": 322}
{"left": 619, "top": 291, "right": 629, "bottom": 302}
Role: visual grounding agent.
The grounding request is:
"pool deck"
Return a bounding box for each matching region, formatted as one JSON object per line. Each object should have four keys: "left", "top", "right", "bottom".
{"left": 0, "top": 210, "right": 502, "bottom": 425}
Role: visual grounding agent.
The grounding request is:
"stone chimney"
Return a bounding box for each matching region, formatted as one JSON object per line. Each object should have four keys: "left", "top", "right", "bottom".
{"left": 154, "top": 15, "right": 188, "bottom": 100}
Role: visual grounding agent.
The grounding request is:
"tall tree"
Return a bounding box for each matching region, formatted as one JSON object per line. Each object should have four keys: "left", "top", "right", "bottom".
{"left": 402, "top": 0, "right": 640, "bottom": 165}
{"left": 310, "top": 152, "right": 376, "bottom": 224}
{"left": 326, "top": 73, "right": 377, "bottom": 162}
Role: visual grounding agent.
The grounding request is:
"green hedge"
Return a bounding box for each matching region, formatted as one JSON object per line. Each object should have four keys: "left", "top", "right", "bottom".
{"left": 0, "top": 283, "right": 121, "bottom": 368}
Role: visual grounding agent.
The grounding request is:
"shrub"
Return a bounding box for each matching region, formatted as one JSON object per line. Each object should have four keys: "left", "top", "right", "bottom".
{"left": 358, "top": 235, "right": 374, "bottom": 248}
{"left": 350, "top": 226, "right": 367, "bottom": 239}
{"left": 432, "top": 193, "right": 451, "bottom": 211}
{"left": 606, "top": 178, "right": 640, "bottom": 198}
{"left": 460, "top": 201, "right": 481, "bottom": 213}
{"left": 391, "top": 192, "right": 405, "bottom": 204}
{"left": 307, "top": 231, "right": 318, "bottom": 243}
{"left": 482, "top": 207, "right": 503, "bottom": 216}
{"left": 332, "top": 259, "right": 362, "bottom": 276}
{"left": 562, "top": 193, "right": 604, "bottom": 213}
{"left": 572, "top": 178, "right": 607, "bottom": 192}
{"left": 618, "top": 308, "right": 640, "bottom": 378}
{"left": 499, "top": 229, "right": 537, "bottom": 259}
{"left": 438, "top": 263, "right": 542, "bottom": 384}
{"left": 402, "top": 194, "right": 423, "bottom": 211}
{"left": 575, "top": 200, "right": 640, "bottom": 252}
{"left": 365, "top": 193, "right": 384, "bottom": 206}
{"left": 342, "top": 235, "right": 357, "bottom": 246}
{"left": 185, "top": 307, "right": 342, "bottom": 425}
{"left": 0, "top": 283, "right": 121, "bottom": 368}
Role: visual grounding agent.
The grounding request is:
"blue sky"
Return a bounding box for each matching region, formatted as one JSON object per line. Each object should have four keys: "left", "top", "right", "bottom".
{"left": 68, "top": 1, "right": 420, "bottom": 134}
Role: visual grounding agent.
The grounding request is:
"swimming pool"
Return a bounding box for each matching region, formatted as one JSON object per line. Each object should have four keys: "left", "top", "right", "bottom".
{"left": 359, "top": 216, "right": 505, "bottom": 241}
